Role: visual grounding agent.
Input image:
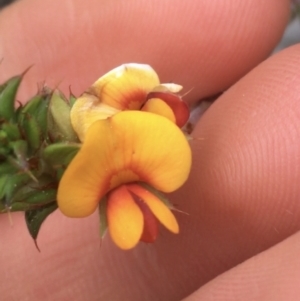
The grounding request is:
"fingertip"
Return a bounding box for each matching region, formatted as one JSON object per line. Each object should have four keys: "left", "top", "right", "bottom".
{"left": 188, "top": 43, "right": 300, "bottom": 248}
{"left": 183, "top": 231, "right": 300, "bottom": 301}
{"left": 0, "top": 0, "right": 290, "bottom": 103}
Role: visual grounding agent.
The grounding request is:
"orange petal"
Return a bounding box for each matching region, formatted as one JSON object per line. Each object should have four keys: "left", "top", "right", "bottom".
{"left": 128, "top": 184, "right": 179, "bottom": 234}
{"left": 147, "top": 92, "right": 190, "bottom": 127}
{"left": 107, "top": 185, "right": 143, "bottom": 250}
{"left": 89, "top": 63, "right": 160, "bottom": 110}
{"left": 57, "top": 111, "right": 191, "bottom": 217}
{"left": 141, "top": 98, "right": 176, "bottom": 124}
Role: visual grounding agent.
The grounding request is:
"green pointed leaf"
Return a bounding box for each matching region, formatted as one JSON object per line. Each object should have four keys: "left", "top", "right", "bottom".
{"left": 99, "top": 197, "right": 108, "bottom": 239}
{"left": 5, "top": 173, "right": 32, "bottom": 200}
{"left": 0, "top": 81, "right": 7, "bottom": 94}
{"left": 0, "top": 175, "right": 8, "bottom": 200}
{"left": 13, "top": 188, "right": 57, "bottom": 205}
{"left": 25, "top": 202, "right": 58, "bottom": 241}
{"left": 33, "top": 94, "right": 51, "bottom": 138}
{"left": 43, "top": 143, "right": 80, "bottom": 167}
{"left": 5, "top": 202, "right": 37, "bottom": 212}
{"left": 0, "top": 172, "right": 33, "bottom": 211}
{"left": 69, "top": 93, "right": 77, "bottom": 107}
{"left": 55, "top": 167, "right": 65, "bottom": 181}
{"left": 8, "top": 140, "right": 30, "bottom": 173}
{"left": 0, "top": 161, "right": 18, "bottom": 174}
{"left": 48, "top": 92, "right": 78, "bottom": 142}
{"left": 23, "top": 115, "right": 41, "bottom": 153}
{"left": 8, "top": 175, "right": 56, "bottom": 204}
{"left": 0, "top": 75, "right": 22, "bottom": 121}
{"left": 1, "top": 123, "right": 21, "bottom": 141}
{"left": 9, "top": 140, "right": 28, "bottom": 159}
{"left": 19, "top": 93, "right": 50, "bottom": 138}
{"left": 19, "top": 95, "right": 43, "bottom": 116}
{"left": 0, "top": 130, "right": 8, "bottom": 144}
{"left": 0, "top": 146, "right": 9, "bottom": 157}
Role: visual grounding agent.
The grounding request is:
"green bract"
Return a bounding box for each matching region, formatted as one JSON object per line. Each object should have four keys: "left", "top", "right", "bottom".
{"left": 0, "top": 74, "right": 80, "bottom": 245}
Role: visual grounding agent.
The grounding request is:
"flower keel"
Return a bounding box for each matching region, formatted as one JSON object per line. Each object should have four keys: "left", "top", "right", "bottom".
{"left": 107, "top": 184, "right": 179, "bottom": 250}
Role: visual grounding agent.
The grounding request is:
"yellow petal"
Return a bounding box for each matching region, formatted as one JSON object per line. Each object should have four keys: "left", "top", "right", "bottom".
{"left": 89, "top": 63, "right": 160, "bottom": 110}
{"left": 128, "top": 184, "right": 179, "bottom": 234}
{"left": 141, "top": 98, "right": 176, "bottom": 124}
{"left": 71, "top": 94, "right": 120, "bottom": 141}
{"left": 57, "top": 111, "right": 191, "bottom": 217}
{"left": 107, "top": 185, "right": 143, "bottom": 250}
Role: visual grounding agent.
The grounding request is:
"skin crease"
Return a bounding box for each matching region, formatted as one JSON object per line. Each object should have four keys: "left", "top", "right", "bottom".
{"left": 0, "top": 0, "right": 296, "bottom": 300}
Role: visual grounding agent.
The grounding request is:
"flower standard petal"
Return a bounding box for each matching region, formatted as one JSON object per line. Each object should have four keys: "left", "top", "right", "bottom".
{"left": 57, "top": 111, "right": 191, "bottom": 217}
{"left": 107, "top": 185, "right": 144, "bottom": 250}
{"left": 71, "top": 64, "right": 160, "bottom": 140}
{"left": 89, "top": 63, "right": 160, "bottom": 110}
{"left": 128, "top": 184, "right": 179, "bottom": 234}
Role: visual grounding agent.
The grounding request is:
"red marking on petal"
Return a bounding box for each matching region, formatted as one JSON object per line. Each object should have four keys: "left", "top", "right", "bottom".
{"left": 147, "top": 92, "right": 190, "bottom": 127}
{"left": 130, "top": 192, "right": 159, "bottom": 243}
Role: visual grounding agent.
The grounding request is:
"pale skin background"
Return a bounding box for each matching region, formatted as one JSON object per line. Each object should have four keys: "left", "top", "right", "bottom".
{"left": 1, "top": 0, "right": 300, "bottom": 300}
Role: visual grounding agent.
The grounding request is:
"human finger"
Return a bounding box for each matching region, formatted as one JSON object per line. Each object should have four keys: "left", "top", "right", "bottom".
{"left": 0, "top": 0, "right": 289, "bottom": 104}
{"left": 183, "top": 231, "right": 300, "bottom": 301}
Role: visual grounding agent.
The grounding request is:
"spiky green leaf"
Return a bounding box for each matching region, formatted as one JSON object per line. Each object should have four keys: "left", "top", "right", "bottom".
{"left": 23, "top": 115, "right": 41, "bottom": 154}
{"left": 19, "top": 93, "right": 50, "bottom": 138}
{"left": 48, "top": 92, "right": 78, "bottom": 142}
{"left": 1, "top": 123, "right": 20, "bottom": 141}
{"left": 43, "top": 143, "right": 80, "bottom": 167}
{"left": 25, "top": 202, "right": 58, "bottom": 241}
{"left": 0, "top": 75, "right": 22, "bottom": 121}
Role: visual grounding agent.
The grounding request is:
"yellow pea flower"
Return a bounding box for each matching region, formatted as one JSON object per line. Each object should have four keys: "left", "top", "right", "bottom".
{"left": 71, "top": 63, "right": 189, "bottom": 141}
{"left": 57, "top": 111, "right": 191, "bottom": 249}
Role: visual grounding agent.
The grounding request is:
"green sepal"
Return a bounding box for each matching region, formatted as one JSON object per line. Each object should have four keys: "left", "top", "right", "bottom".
{"left": 138, "top": 182, "right": 174, "bottom": 209}
{"left": 8, "top": 174, "right": 56, "bottom": 204}
{"left": 0, "top": 130, "right": 8, "bottom": 145}
{"left": 0, "top": 161, "right": 18, "bottom": 174}
{"left": 1, "top": 123, "right": 21, "bottom": 141}
{"left": 22, "top": 114, "right": 41, "bottom": 154}
{"left": 99, "top": 197, "right": 109, "bottom": 239}
{"left": 0, "top": 172, "right": 34, "bottom": 211}
{"left": 68, "top": 93, "right": 77, "bottom": 107}
{"left": 19, "top": 95, "right": 44, "bottom": 116}
{"left": 43, "top": 143, "right": 80, "bottom": 167}
{"left": 8, "top": 140, "right": 30, "bottom": 173}
{"left": 13, "top": 188, "right": 57, "bottom": 205}
{"left": 25, "top": 202, "right": 58, "bottom": 242}
{"left": 4, "top": 202, "right": 40, "bottom": 212}
{"left": 9, "top": 140, "right": 27, "bottom": 160}
{"left": 19, "top": 93, "right": 50, "bottom": 138}
{"left": 0, "top": 175, "right": 9, "bottom": 200}
{"left": 47, "top": 92, "right": 78, "bottom": 142}
{"left": 0, "top": 75, "right": 22, "bottom": 121}
{"left": 0, "top": 146, "right": 10, "bottom": 158}
{"left": 55, "top": 167, "right": 65, "bottom": 181}
{"left": 4, "top": 173, "right": 33, "bottom": 202}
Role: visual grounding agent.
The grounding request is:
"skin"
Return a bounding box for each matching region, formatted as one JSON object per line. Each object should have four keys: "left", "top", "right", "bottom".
{"left": 0, "top": 0, "right": 298, "bottom": 300}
